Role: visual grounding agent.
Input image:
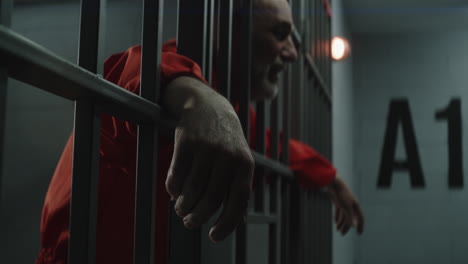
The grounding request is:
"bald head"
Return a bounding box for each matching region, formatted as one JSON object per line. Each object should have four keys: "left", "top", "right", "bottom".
{"left": 250, "top": 0, "right": 297, "bottom": 100}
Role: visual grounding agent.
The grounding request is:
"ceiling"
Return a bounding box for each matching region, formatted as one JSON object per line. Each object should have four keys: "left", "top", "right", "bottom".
{"left": 343, "top": 0, "right": 468, "bottom": 34}
{"left": 13, "top": 0, "right": 468, "bottom": 34}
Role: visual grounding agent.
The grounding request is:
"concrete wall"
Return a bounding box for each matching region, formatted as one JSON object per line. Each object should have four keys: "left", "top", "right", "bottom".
{"left": 331, "top": 0, "right": 357, "bottom": 263}
{"left": 353, "top": 30, "right": 468, "bottom": 264}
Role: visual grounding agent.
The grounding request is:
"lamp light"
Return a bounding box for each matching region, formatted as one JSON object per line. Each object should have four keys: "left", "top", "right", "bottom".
{"left": 331, "top": 36, "right": 351, "bottom": 61}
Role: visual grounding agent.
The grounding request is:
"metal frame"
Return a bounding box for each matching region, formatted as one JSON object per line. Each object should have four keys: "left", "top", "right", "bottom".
{"left": 0, "top": 0, "right": 12, "bottom": 215}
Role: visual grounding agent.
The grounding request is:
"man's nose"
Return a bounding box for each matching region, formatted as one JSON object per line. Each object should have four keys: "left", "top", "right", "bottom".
{"left": 281, "top": 36, "right": 298, "bottom": 62}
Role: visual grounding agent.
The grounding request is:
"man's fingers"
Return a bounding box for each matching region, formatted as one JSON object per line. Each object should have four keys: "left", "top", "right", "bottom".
{"left": 336, "top": 209, "right": 345, "bottom": 230}
{"left": 166, "top": 134, "right": 194, "bottom": 200}
{"left": 209, "top": 164, "right": 253, "bottom": 242}
{"left": 175, "top": 153, "right": 212, "bottom": 217}
{"left": 337, "top": 212, "right": 348, "bottom": 234}
{"left": 183, "top": 159, "right": 233, "bottom": 229}
{"left": 335, "top": 207, "right": 341, "bottom": 224}
{"left": 353, "top": 203, "right": 365, "bottom": 234}
{"left": 341, "top": 218, "right": 352, "bottom": 235}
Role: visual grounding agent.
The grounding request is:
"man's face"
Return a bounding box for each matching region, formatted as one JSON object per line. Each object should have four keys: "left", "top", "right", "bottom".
{"left": 251, "top": 0, "right": 298, "bottom": 101}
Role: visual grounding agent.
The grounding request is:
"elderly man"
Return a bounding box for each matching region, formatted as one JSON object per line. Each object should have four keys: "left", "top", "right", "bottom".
{"left": 36, "top": 0, "right": 363, "bottom": 263}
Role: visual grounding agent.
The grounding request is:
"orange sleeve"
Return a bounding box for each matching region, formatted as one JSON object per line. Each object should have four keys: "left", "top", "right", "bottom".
{"left": 288, "top": 138, "right": 336, "bottom": 189}
{"left": 249, "top": 108, "right": 336, "bottom": 189}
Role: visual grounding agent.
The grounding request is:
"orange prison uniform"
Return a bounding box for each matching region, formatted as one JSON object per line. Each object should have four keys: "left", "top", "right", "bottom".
{"left": 36, "top": 40, "right": 335, "bottom": 264}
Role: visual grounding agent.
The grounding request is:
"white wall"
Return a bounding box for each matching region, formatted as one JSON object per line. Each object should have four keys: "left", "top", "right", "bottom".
{"left": 332, "top": 0, "right": 357, "bottom": 263}
{"left": 353, "top": 30, "right": 468, "bottom": 264}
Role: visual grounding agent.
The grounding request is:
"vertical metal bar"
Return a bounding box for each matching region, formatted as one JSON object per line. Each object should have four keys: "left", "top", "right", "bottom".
{"left": 133, "top": 0, "right": 164, "bottom": 263}
{"left": 174, "top": 1, "right": 209, "bottom": 264}
{"left": 0, "top": 0, "right": 11, "bottom": 27}
{"left": 205, "top": 0, "right": 215, "bottom": 84}
{"left": 217, "top": 0, "right": 233, "bottom": 100}
{"left": 254, "top": 102, "right": 266, "bottom": 212}
{"left": 0, "top": 67, "right": 6, "bottom": 206}
{"left": 309, "top": 0, "right": 314, "bottom": 61}
{"left": 97, "top": 0, "right": 107, "bottom": 75}
{"left": 280, "top": 179, "right": 290, "bottom": 264}
{"left": 237, "top": 0, "right": 253, "bottom": 140}
{"left": 236, "top": 1, "right": 253, "bottom": 263}
{"left": 325, "top": 15, "right": 331, "bottom": 89}
{"left": 0, "top": 0, "right": 12, "bottom": 217}
{"left": 178, "top": 0, "right": 208, "bottom": 74}
{"left": 313, "top": 0, "right": 319, "bottom": 61}
{"left": 69, "top": 0, "right": 102, "bottom": 263}
{"left": 280, "top": 66, "right": 291, "bottom": 264}
{"left": 320, "top": 1, "right": 325, "bottom": 82}
{"left": 69, "top": 103, "right": 101, "bottom": 264}
{"left": 268, "top": 84, "right": 280, "bottom": 264}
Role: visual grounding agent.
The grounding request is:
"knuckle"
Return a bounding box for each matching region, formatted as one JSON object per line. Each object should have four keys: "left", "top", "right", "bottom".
{"left": 165, "top": 176, "right": 177, "bottom": 194}
{"left": 234, "top": 151, "right": 255, "bottom": 170}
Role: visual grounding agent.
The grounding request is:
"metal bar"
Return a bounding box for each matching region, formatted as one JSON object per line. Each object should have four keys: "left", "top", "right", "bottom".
{"left": 319, "top": 195, "right": 326, "bottom": 264}
{"left": 281, "top": 179, "right": 290, "bottom": 264}
{"left": 325, "top": 10, "right": 331, "bottom": 89}
{"left": 236, "top": 1, "right": 253, "bottom": 263}
{"left": 280, "top": 61, "right": 292, "bottom": 264}
{"left": 178, "top": 0, "right": 208, "bottom": 74}
{"left": 175, "top": 1, "right": 210, "bottom": 263}
{"left": 205, "top": 0, "right": 215, "bottom": 84}
{"left": 313, "top": 192, "right": 320, "bottom": 264}
{"left": 319, "top": 0, "right": 324, "bottom": 80}
{"left": 0, "top": 0, "right": 12, "bottom": 211}
{"left": 251, "top": 153, "right": 293, "bottom": 178}
{"left": 310, "top": 0, "right": 316, "bottom": 60}
{"left": 245, "top": 214, "right": 278, "bottom": 224}
{"left": 281, "top": 64, "right": 291, "bottom": 179}
{"left": 237, "top": 0, "right": 253, "bottom": 140}
{"left": 268, "top": 176, "right": 281, "bottom": 264}
{"left": 0, "top": 0, "right": 11, "bottom": 27}
{"left": 69, "top": 102, "right": 101, "bottom": 264}
{"left": 291, "top": 26, "right": 331, "bottom": 105}
{"left": 69, "top": 0, "right": 102, "bottom": 262}
{"left": 0, "top": 26, "right": 162, "bottom": 124}
{"left": 235, "top": 222, "right": 247, "bottom": 264}
{"left": 217, "top": 0, "right": 233, "bottom": 99}
{"left": 0, "top": 67, "right": 6, "bottom": 206}
{"left": 269, "top": 85, "right": 280, "bottom": 264}
{"left": 97, "top": 0, "right": 107, "bottom": 75}
{"left": 133, "top": 0, "right": 164, "bottom": 263}
{"left": 254, "top": 102, "right": 266, "bottom": 212}
{"left": 305, "top": 53, "right": 331, "bottom": 103}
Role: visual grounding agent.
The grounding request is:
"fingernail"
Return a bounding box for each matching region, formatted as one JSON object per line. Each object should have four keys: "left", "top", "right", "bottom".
{"left": 209, "top": 229, "right": 219, "bottom": 243}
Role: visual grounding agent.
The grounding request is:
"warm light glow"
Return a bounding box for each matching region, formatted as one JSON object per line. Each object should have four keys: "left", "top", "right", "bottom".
{"left": 331, "top": 36, "right": 350, "bottom": 61}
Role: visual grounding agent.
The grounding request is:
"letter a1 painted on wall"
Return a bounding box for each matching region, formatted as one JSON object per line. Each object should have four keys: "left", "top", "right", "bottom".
{"left": 435, "top": 98, "right": 463, "bottom": 188}
{"left": 377, "top": 99, "right": 425, "bottom": 188}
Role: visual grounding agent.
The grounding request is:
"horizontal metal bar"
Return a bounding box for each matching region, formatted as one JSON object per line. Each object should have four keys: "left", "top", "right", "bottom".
{"left": 0, "top": 26, "right": 161, "bottom": 123}
{"left": 0, "top": 25, "right": 293, "bottom": 180}
{"left": 246, "top": 213, "right": 277, "bottom": 224}
{"left": 251, "top": 152, "right": 293, "bottom": 180}
{"left": 291, "top": 28, "right": 331, "bottom": 105}
{"left": 305, "top": 53, "right": 331, "bottom": 104}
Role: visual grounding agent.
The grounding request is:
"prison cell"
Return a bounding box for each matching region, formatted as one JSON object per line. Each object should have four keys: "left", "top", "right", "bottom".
{"left": 0, "top": 0, "right": 333, "bottom": 263}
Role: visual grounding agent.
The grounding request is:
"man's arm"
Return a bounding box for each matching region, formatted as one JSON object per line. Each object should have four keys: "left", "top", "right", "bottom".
{"left": 162, "top": 76, "right": 254, "bottom": 242}
{"left": 325, "top": 175, "right": 364, "bottom": 235}
{"left": 283, "top": 137, "right": 364, "bottom": 235}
